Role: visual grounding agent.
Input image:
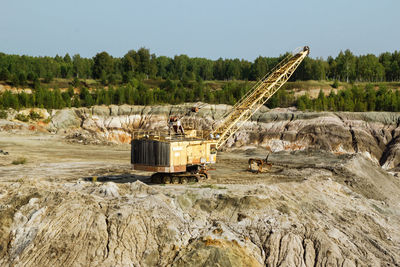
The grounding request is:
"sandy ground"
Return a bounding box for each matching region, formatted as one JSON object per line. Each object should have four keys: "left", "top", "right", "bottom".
{"left": 0, "top": 132, "right": 295, "bottom": 185}
{"left": 2, "top": 132, "right": 400, "bottom": 203}
{"left": 0, "top": 132, "right": 130, "bottom": 182}
{"left": 0, "top": 132, "right": 396, "bottom": 187}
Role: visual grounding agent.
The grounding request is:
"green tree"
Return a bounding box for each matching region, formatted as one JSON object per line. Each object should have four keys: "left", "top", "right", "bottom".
{"left": 327, "top": 90, "right": 337, "bottom": 111}
{"left": 93, "top": 52, "right": 113, "bottom": 79}
{"left": 336, "top": 50, "right": 356, "bottom": 82}
{"left": 122, "top": 50, "right": 138, "bottom": 73}
{"left": 72, "top": 54, "right": 84, "bottom": 78}
{"left": 11, "top": 74, "right": 19, "bottom": 86}
{"left": 156, "top": 56, "right": 172, "bottom": 79}
{"left": 18, "top": 72, "right": 27, "bottom": 86}
{"left": 115, "top": 87, "right": 125, "bottom": 105}
{"left": 44, "top": 72, "right": 54, "bottom": 83}
{"left": 60, "top": 65, "right": 71, "bottom": 78}
{"left": 296, "top": 96, "right": 306, "bottom": 111}
{"left": 365, "top": 84, "right": 376, "bottom": 111}
{"left": 72, "top": 95, "right": 81, "bottom": 107}
{"left": 0, "top": 68, "right": 10, "bottom": 81}
{"left": 63, "top": 53, "right": 72, "bottom": 64}
{"left": 342, "top": 89, "right": 354, "bottom": 111}
{"left": 54, "top": 88, "right": 65, "bottom": 109}
{"left": 18, "top": 91, "right": 29, "bottom": 107}
{"left": 137, "top": 48, "right": 151, "bottom": 76}
{"left": 251, "top": 56, "right": 268, "bottom": 80}
{"left": 62, "top": 92, "right": 72, "bottom": 107}
{"left": 356, "top": 54, "right": 385, "bottom": 82}
{"left": 316, "top": 90, "right": 327, "bottom": 110}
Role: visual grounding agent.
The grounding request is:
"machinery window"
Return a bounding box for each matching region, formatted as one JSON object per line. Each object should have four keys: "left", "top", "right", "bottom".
{"left": 210, "top": 145, "right": 217, "bottom": 154}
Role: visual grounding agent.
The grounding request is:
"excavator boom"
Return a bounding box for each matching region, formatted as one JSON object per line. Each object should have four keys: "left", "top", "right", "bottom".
{"left": 213, "top": 46, "right": 310, "bottom": 149}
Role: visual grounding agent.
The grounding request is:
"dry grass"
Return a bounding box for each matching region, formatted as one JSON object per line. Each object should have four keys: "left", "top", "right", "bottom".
{"left": 12, "top": 157, "right": 27, "bottom": 165}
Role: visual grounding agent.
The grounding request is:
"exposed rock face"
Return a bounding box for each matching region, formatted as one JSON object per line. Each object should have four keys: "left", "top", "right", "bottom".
{"left": 39, "top": 104, "right": 400, "bottom": 170}
{"left": 0, "top": 152, "right": 400, "bottom": 266}
{"left": 48, "top": 109, "right": 81, "bottom": 130}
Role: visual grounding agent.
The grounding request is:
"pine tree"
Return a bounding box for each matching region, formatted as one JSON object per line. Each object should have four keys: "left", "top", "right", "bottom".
{"left": 19, "top": 91, "right": 29, "bottom": 107}
{"left": 0, "top": 68, "right": 10, "bottom": 81}
{"left": 72, "top": 95, "right": 81, "bottom": 107}
{"left": 115, "top": 87, "right": 125, "bottom": 105}
{"left": 84, "top": 93, "right": 94, "bottom": 107}
{"left": 296, "top": 96, "right": 306, "bottom": 111}
{"left": 365, "top": 85, "right": 376, "bottom": 111}
{"left": 54, "top": 88, "right": 65, "bottom": 109}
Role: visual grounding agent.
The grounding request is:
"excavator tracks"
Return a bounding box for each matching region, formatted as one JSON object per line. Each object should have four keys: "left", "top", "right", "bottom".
{"left": 150, "top": 172, "right": 209, "bottom": 184}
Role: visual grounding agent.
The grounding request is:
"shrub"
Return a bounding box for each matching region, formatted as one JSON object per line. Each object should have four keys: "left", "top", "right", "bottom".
{"left": 0, "top": 110, "right": 7, "bottom": 119}
{"left": 15, "top": 113, "right": 29, "bottom": 122}
{"left": 332, "top": 80, "right": 339, "bottom": 88}
{"left": 29, "top": 110, "right": 42, "bottom": 120}
{"left": 44, "top": 72, "right": 53, "bottom": 83}
{"left": 12, "top": 157, "right": 27, "bottom": 165}
{"left": 43, "top": 117, "right": 51, "bottom": 124}
{"left": 72, "top": 77, "right": 80, "bottom": 87}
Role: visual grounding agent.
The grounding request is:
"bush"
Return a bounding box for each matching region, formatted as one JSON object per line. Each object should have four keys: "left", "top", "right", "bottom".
{"left": 72, "top": 77, "right": 81, "bottom": 87}
{"left": 332, "top": 80, "right": 339, "bottom": 88}
{"left": 15, "top": 113, "right": 29, "bottom": 122}
{"left": 44, "top": 72, "right": 54, "bottom": 83}
{"left": 0, "top": 110, "right": 7, "bottom": 119}
{"left": 12, "top": 157, "right": 27, "bottom": 165}
{"left": 43, "top": 117, "right": 51, "bottom": 124}
{"left": 29, "top": 110, "right": 42, "bottom": 120}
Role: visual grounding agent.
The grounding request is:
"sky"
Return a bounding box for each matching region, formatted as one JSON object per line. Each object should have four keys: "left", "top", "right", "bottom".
{"left": 0, "top": 0, "right": 399, "bottom": 60}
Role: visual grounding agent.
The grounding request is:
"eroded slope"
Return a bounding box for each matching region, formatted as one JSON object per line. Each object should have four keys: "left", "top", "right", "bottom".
{"left": 0, "top": 149, "right": 399, "bottom": 266}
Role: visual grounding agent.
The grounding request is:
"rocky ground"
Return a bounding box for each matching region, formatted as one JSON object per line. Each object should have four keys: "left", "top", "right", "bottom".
{"left": 1, "top": 105, "right": 400, "bottom": 266}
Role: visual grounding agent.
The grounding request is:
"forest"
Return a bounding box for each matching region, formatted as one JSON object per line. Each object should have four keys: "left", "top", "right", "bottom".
{"left": 1, "top": 48, "right": 400, "bottom": 84}
{"left": 1, "top": 48, "right": 400, "bottom": 112}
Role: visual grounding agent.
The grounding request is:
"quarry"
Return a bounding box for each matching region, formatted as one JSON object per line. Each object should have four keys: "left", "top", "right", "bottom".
{"left": 1, "top": 0, "right": 400, "bottom": 265}
{"left": 0, "top": 104, "right": 400, "bottom": 266}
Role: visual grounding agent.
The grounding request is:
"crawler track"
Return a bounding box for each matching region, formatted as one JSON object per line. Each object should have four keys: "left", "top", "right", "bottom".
{"left": 150, "top": 172, "right": 209, "bottom": 184}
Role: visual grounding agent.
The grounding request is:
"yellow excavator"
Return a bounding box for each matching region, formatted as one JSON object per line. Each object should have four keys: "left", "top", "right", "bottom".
{"left": 131, "top": 46, "right": 309, "bottom": 183}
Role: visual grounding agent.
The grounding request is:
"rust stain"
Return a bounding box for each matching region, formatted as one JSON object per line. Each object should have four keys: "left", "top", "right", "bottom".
{"left": 283, "top": 143, "right": 304, "bottom": 150}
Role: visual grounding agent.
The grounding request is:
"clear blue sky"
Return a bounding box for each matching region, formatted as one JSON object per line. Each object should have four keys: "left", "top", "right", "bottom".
{"left": 0, "top": 0, "right": 398, "bottom": 60}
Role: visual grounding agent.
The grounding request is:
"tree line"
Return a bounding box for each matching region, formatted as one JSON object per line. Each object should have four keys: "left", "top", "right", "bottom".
{"left": 1, "top": 79, "right": 400, "bottom": 113}
{"left": 266, "top": 84, "right": 400, "bottom": 112}
{"left": 1, "top": 48, "right": 400, "bottom": 86}
{"left": 0, "top": 80, "right": 252, "bottom": 110}
{"left": 295, "top": 85, "right": 400, "bottom": 112}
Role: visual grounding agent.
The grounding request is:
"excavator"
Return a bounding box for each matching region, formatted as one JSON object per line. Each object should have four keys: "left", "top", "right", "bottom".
{"left": 131, "top": 46, "right": 309, "bottom": 183}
